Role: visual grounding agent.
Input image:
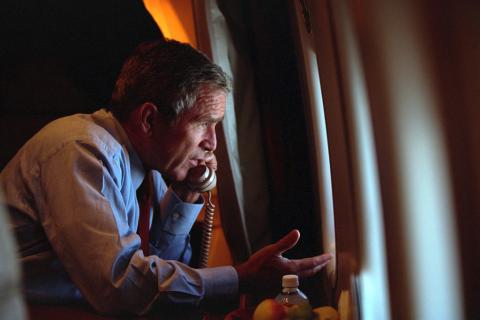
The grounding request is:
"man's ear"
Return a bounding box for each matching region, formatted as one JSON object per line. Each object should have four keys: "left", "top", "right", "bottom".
{"left": 138, "top": 102, "right": 158, "bottom": 135}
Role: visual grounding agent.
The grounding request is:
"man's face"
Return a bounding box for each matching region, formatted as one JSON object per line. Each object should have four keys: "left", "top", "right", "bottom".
{"left": 149, "top": 87, "right": 226, "bottom": 181}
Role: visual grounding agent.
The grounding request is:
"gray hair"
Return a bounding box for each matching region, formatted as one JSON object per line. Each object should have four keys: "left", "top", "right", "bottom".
{"left": 109, "top": 39, "right": 231, "bottom": 122}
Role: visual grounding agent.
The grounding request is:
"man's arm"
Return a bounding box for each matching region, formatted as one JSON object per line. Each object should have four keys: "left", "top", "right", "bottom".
{"left": 39, "top": 141, "right": 237, "bottom": 315}
{"left": 149, "top": 171, "right": 204, "bottom": 263}
{"left": 148, "top": 157, "right": 216, "bottom": 264}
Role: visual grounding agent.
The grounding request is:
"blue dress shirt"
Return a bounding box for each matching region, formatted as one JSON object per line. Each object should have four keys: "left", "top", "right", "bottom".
{"left": 0, "top": 109, "right": 238, "bottom": 315}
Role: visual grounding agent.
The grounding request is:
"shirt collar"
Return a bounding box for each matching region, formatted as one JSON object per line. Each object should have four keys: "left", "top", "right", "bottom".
{"left": 91, "top": 108, "right": 146, "bottom": 190}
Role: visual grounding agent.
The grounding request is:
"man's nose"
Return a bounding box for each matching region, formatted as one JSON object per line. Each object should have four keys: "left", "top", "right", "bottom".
{"left": 202, "top": 127, "right": 217, "bottom": 152}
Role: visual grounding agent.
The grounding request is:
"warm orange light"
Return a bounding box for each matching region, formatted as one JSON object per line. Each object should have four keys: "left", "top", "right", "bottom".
{"left": 143, "top": 0, "right": 232, "bottom": 268}
{"left": 143, "top": 0, "right": 197, "bottom": 47}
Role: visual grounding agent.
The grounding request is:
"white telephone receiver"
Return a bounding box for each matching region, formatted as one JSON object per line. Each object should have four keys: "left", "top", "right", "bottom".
{"left": 187, "top": 165, "right": 217, "bottom": 193}
{"left": 187, "top": 165, "right": 217, "bottom": 268}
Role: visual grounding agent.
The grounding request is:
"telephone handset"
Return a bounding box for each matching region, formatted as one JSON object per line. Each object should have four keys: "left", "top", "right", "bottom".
{"left": 186, "top": 165, "right": 217, "bottom": 193}
{"left": 187, "top": 165, "right": 217, "bottom": 268}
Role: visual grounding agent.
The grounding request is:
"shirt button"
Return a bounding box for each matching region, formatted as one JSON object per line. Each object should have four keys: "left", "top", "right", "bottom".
{"left": 172, "top": 212, "right": 180, "bottom": 221}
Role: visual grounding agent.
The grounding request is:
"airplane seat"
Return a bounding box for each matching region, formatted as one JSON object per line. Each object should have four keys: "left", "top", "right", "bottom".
{"left": 0, "top": 187, "right": 27, "bottom": 320}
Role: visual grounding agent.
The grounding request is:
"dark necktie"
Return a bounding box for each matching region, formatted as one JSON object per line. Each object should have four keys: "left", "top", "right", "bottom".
{"left": 137, "top": 173, "right": 153, "bottom": 255}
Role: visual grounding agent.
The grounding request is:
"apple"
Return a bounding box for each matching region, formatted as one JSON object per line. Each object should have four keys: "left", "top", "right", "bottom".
{"left": 253, "top": 298, "right": 288, "bottom": 320}
{"left": 312, "top": 306, "right": 339, "bottom": 320}
{"left": 287, "top": 301, "right": 313, "bottom": 319}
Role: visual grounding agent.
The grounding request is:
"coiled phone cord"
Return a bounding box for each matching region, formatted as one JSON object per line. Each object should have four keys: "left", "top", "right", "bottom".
{"left": 198, "top": 190, "right": 215, "bottom": 268}
{"left": 186, "top": 165, "right": 216, "bottom": 268}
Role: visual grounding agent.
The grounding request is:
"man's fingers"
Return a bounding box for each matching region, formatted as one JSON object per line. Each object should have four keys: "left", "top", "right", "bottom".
{"left": 270, "top": 229, "right": 301, "bottom": 256}
{"left": 204, "top": 153, "right": 217, "bottom": 171}
{"left": 297, "top": 260, "right": 331, "bottom": 277}
{"left": 293, "top": 253, "right": 333, "bottom": 276}
{"left": 311, "top": 260, "right": 331, "bottom": 273}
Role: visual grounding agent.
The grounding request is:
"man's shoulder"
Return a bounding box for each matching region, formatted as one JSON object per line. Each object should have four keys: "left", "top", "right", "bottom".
{"left": 25, "top": 112, "right": 125, "bottom": 163}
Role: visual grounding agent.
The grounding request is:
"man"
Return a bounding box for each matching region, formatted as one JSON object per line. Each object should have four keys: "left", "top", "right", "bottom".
{"left": 0, "top": 39, "right": 332, "bottom": 316}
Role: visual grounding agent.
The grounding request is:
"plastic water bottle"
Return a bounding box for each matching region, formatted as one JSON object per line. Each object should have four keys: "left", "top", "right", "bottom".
{"left": 275, "top": 274, "right": 310, "bottom": 307}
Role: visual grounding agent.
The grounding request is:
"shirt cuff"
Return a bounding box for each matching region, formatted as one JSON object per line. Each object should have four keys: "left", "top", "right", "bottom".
{"left": 156, "top": 188, "right": 203, "bottom": 235}
{"left": 197, "top": 266, "right": 239, "bottom": 301}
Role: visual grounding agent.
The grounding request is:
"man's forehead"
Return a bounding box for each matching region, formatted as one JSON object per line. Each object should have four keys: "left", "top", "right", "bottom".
{"left": 190, "top": 88, "right": 227, "bottom": 118}
{"left": 196, "top": 88, "right": 227, "bottom": 105}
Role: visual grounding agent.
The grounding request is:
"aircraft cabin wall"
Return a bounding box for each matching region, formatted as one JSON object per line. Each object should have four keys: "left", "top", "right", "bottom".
{"left": 288, "top": 0, "right": 480, "bottom": 319}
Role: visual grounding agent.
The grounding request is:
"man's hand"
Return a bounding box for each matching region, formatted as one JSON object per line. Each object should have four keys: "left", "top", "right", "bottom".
{"left": 234, "top": 230, "right": 333, "bottom": 294}
{"left": 172, "top": 152, "right": 217, "bottom": 203}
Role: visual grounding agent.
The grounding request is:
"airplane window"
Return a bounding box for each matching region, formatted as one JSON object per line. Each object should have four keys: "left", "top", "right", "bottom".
{"left": 292, "top": 1, "right": 337, "bottom": 287}
{"left": 327, "top": 2, "right": 390, "bottom": 318}
{"left": 293, "top": 2, "right": 390, "bottom": 319}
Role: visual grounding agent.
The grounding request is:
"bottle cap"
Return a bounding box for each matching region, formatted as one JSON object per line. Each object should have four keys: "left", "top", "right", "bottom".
{"left": 282, "top": 274, "right": 299, "bottom": 288}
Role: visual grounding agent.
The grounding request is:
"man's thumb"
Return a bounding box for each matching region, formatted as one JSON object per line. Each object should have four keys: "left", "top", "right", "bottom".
{"left": 273, "top": 229, "right": 300, "bottom": 255}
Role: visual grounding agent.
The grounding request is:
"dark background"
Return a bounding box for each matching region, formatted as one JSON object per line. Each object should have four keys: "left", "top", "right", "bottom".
{"left": 0, "top": 0, "right": 162, "bottom": 168}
